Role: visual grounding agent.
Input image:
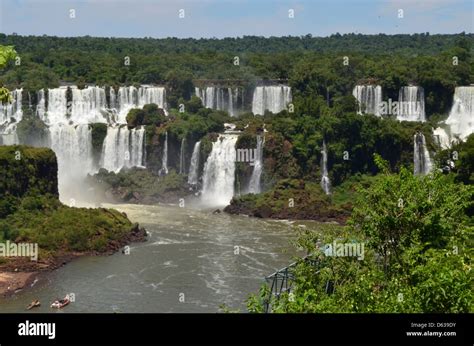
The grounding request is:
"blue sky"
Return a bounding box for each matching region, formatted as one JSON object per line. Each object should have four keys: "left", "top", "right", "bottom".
{"left": 0, "top": 0, "right": 472, "bottom": 38}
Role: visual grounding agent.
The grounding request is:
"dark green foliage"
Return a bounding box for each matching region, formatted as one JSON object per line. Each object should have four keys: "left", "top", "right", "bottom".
{"left": 126, "top": 103, "right": 167, "bottom": 129}
{"left": 88, "top": 167, "right": 189, "bottom": 204}
{"left": 186, "top": 95, "right": 204, "bottom": 113}
{"left": 225, "top": 179, "right": 350, "bottom": 222}
{"left": 0, "top": 145, "right": 58, "bottom": 198}
{"left": 248, "top": 158, "right": 473, "bottom": 313}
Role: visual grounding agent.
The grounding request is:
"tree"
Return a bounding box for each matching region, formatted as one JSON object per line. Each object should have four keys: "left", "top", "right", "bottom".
{"left": 248, "top": 156, "right": 473, "bottom": 312}
{"left": 0, "top": 45, "right": 17, "bottom": 102}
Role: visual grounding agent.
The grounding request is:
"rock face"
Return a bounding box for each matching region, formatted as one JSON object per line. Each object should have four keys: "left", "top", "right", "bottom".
{"left": 0, "top": 145, "right": 59, "bottom": 198}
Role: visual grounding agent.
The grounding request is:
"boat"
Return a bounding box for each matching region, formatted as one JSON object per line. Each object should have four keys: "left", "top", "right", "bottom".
{"left": 50, "top": 295, "right": 70, "bottom": 309}
{"left": 26, "top": 300, "right": 41, "bottom": 310}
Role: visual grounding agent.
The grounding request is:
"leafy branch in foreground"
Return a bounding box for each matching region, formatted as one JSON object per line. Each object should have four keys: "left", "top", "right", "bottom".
{"left": 248, "top": 155, "right": 473, "bottom": 313}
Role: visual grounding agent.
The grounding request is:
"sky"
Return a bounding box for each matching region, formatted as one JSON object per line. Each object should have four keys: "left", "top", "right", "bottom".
{"left": 0, "top": 0, "right": 472, "bottom": 38}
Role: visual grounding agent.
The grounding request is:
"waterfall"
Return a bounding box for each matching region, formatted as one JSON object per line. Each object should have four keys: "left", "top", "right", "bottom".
{"left": 0, "top": 88, "right": 23, "bottom": 125}
{"left": 247, "top": 135, "right": 264, "bottom": 194}
{"left": 320, "top": 141, "right": 331, "bottom": 195}
{"left": 70, "top": 86, "right": 107, "bottom": 124}
{"left": 117, "top": 86, "right": 166, "bottom": 123}
{"left": 1, "top": 84, "right": 158, "bottom": 199}
{"left": 195, "top": 86, "right": 240, "bottom": 116}
{"left": 179, "top": 138, "right": 186, "bottom": 174}
{"left": 397, "top": 86, "right": 425, "bottom": 122}
{"left": 138, "top": 86, "right": 166, "bottom": 108}
{"left": 109, "top": 87, "right": 117, "bottom": 110}
{"left": 130, "top": 126, "right": 145, "bottom": 168}
{"left": 352, "top": 85, "right": 382, "bottom": 116}
{"left": 36, "top": 89, "right": 46, "bottom": 119}
{"left": 44, "top": 87, "right": 68, "bottom": 125}
{"left": 201, "top": 134, "right": 238, "bottom": 206}
{"left": 0, "top": 89, "right": 22, "bottom": 145}
{"left": 433, "top": 86, "right": 474, "bottom": 148}
{"left": 101, "top": 125, "right": 144, "bottom": 172}
{"left": 445, "top": 86, "right": 474, "bottom": 141}
{"left": 188, "top": 141, "right": 201, "bottom": 185}
{"left": 433, "top": 127, "right": 451, "bottom": 149}
{"left": 49, "top": 123, "right": 95, "bottom": 197}
{"left": 160, "top": 131, "right": 169, "bottom": 175}
{"left": 414, "top": 132, "right": 433, "bottom": 175}
{"left": 252, "top": 85, "right": 292, "bottom": 115}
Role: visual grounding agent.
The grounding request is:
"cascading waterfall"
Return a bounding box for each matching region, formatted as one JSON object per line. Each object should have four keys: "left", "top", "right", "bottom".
{"left": 138, "top": 86, "right": 166, "bottom": 109}
{"left": 109, "top": 87, "right": 117, "bottom": 110}
{"left": 187, "top": 141, "right": 201, "bottom": 185}
{"left": 352, "top": 85, "right": 382, "bottom": 116}
{"left": 252, "top": 85, "right": 292, "bottom": 115}
{"left": 0, "top": 88, "right": 22, "bottom": 145}
{"left": 36, "top": 89, "right": 46, "bottom": 119}
{"left": 101, "top": 125, "right": 145, "bottom": 172}
{"left": 433, "top": 86, "right": 474, "bottom": 148}
{"left": 43, "top": 87, "right": 68, "bottom": 125}
{"left": 70, "top": 86, "right": 107, "bottom": 124}
{"left": 195, "top": 87, "right": 240, "bottom": 116}
{"left": 179, "top": 138, "right": 186, "bottom": 174}
{"left": 201, "top": 134, "right": 238, "bottom": 206}
{"left": 0, "top": 88, "right": 23, "bottom": 125}
{"left": 1, "top": 84, "right": 163, "bottom": 199}
{"left": 414, "top": 132, "right": 433, "bottom": 176}
{"left": 444, "top": 86, "right": 473, "bottom": 140}
{"left": 130, "top": 127, "right": 145, "bottom": 168}
{"left": 320, "top": 141, "right": 331, "bottom": 195}
{"left": 247, "top": 135, "right": 264, "bottom": 194}
{"left": 397, "top": 86, "right": 425, "bottom": 122}
{"left": 117, "top": 86, "right": 166, "bottom": 123}
{"left": 160, "top": 132, "right": 169, "bottom": 175}
{"left": 49, "top": 123, "right": 94, "bottom": 198}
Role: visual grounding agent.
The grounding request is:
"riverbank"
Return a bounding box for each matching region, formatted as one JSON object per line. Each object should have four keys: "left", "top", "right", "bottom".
{"left": 0, "top": 223, "right": 147, "bottom": 297}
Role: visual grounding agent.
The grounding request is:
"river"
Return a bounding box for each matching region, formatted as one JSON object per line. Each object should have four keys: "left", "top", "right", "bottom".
{"left": 0, "top": 203, "right": 316, "bottom": 313}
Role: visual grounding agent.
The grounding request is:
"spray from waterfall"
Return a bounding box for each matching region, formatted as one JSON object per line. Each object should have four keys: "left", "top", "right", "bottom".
{"left": 188, "top": 141, "right": 201, "bottom": 185}
{"left": 49, "top": 123, "right": 95, "bottom": 201}
{"left": 320, "top": 141, "right": 331, "bottom": 195}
